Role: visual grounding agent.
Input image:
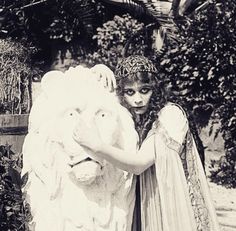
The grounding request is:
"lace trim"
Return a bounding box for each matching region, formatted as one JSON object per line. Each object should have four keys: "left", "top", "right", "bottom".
{"left": 182, "top": 131, "right": 210, "bottom": 231}
{"left": 152, "top": 120, "right": 182, "bottom": 153}
{"left": 154, "top": 121, "right": 211, "bottom": 230}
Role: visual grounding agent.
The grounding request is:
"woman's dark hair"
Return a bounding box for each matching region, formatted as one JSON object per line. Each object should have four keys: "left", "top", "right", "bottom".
{"left": 115, "top": 55, "right": 166, "bottom": 143}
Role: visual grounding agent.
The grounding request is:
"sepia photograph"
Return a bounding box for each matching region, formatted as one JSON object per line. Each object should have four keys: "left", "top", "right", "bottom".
{"left": 0, "top": 0, "right": 235, "bottom": 230}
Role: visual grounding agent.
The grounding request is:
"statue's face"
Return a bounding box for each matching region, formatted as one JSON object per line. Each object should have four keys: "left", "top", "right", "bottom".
{"left": 28, "top": 67, "right": 136, "bottom": 186}
{"left": 58, "top": 100, "right": 119, "bottom": 161}
{"left": 53, "top": 85, "right": 125, "bottom": 185}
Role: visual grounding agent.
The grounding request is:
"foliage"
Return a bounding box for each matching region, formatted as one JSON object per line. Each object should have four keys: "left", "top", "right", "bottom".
{"left": 43, "top": 0, "right": 103, "bottom": 42}
{"left": 157, "top": 0, "right": 236, "bottom": 187}
{"left": 0, "top": 0, "right": 28, "bottom": 39}
{"left": 80, "top": 14, "right": 148, "bottom": 70}
{"left": 0, "top": 145, "right": 30, "bottom": 231}
{"left": 0, "top": 39, "right": 40, "bottom": 114}
{"left": 0, "top": 0, "right": 106, "bottom": 68}
{"left": 79, "top": 12, "right": 208, "bottom": 166}
{"left": 0, "top": 0, "right": 104, "bottom": 40}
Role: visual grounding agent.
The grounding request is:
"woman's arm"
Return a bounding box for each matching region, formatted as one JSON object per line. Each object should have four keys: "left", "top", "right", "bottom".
{"left": 85, "top": 104, "right": 188, "bottom": 174}
{"left": 73, "top": 104, "right": 189, "bottom": 175}
{"left": 96, "top": 134, "right": 155, "bottom": 175}
{"left": 73, "top": 121, "right": 155, "bottom": 175}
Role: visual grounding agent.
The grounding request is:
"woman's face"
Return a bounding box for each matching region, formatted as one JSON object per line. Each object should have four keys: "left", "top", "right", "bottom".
{"left": 123, "top": 81, "right": 153, "bottom": 115}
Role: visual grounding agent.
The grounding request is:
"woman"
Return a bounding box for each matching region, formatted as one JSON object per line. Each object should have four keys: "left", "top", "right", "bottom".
{"left": 74, "top": 55, "right": 220, "bottom": 231}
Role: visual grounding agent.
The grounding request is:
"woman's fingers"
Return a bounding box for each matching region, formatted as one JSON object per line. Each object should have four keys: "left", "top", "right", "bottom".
{"left": 101, "top": 73, "right": 109, "bottom": 89}
{"left": 106, "top": 67, "right": 116, "bottom": 92}
{"left": 103, "top": 70, "right": 115, "bottom": 92}
{"left": 110, "top": 72, "right": 117, "bottom": 91}
{"left": 73, "top": 119, "right": 102, "bottom": 153}
{"left": 91, "top": 64, "right": 116, "bottom": 92}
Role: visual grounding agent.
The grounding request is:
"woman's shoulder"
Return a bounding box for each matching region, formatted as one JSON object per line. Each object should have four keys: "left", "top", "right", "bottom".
{"left": 159, "top": 103, "right": 187, "bottom": 121}
{"left": 155, "top": 102, "right": 189, "bottom": 143}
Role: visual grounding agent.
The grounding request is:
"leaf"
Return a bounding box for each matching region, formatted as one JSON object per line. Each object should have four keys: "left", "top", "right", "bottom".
{"left": 21, "top": 172, "right": 28, "bottom": 188}
{"left": 193, "top": 71, "right": 199, "bottom": 77}
{"left": 5, "top": 206, "right": 11, "bottom": 211}
{"left": 182, "top": 65, "right": 190, "bottom": 72}
{"left": 228, "top": 116, "right": 236, "bottom": 127}
{"left": 160, "top": 58, "right": 170, "bottom": 65}
{"left": 6, "top": 211, "right": 14, "bottom": 217}
{"left": 207, "top": 67, "right": 214, "bottom": 80}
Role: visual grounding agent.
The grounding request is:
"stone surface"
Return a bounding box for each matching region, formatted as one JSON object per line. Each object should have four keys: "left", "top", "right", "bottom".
{"left": 23, "top": 66, "right": 137, "bottom": 231}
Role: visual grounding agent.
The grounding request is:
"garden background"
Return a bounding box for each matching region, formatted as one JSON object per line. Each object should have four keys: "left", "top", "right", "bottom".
{"left": 0, "top": 0, "right": 235, "bottom": 230}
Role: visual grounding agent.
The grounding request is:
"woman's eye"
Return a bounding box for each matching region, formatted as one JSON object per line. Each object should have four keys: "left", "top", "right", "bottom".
{"left": 124, "top": 89, "right": 135, "bottom": 96}
{"left": 140, "top": 88, "right": 150, "bottom": 94}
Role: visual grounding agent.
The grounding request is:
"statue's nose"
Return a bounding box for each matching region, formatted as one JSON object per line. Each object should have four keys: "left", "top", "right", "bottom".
{"left": 79, "top": 110, "right": 95, "bottom": 127}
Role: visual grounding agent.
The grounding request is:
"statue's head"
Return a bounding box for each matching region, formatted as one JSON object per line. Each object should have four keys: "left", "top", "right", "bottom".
{"left": 27, "top": 66, "right": 137, "bottom": 186}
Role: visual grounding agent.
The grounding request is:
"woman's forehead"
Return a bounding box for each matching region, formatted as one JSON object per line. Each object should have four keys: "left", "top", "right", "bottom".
{"left": 124, "top": 81, "right": 153, "bottom": 89}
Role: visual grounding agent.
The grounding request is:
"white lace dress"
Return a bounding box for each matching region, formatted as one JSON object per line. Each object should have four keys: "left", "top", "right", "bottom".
{"left": 139, "top": 103, "right": 220, "bottom": 231}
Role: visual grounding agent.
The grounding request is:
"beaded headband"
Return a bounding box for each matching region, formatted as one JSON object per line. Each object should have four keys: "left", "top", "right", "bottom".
{"left": 115, "top": 55, "right": 158, "bottom": 80}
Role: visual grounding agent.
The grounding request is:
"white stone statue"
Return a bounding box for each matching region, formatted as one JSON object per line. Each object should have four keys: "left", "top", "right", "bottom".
{"left": 21, "top": 66, "right": 137, "bottom": 231}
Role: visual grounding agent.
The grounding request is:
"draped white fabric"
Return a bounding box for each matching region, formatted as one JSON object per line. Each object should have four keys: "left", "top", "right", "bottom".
{"left": 140, "top": 103, "right": 220, "bottom": 231}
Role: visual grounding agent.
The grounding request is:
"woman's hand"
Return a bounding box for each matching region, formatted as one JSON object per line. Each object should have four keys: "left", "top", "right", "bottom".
{"left": 73, "top": 119, "right": 103, "bottom": 155}
{"left": 91, "top": 64, "right": 116, "bottom": 92}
